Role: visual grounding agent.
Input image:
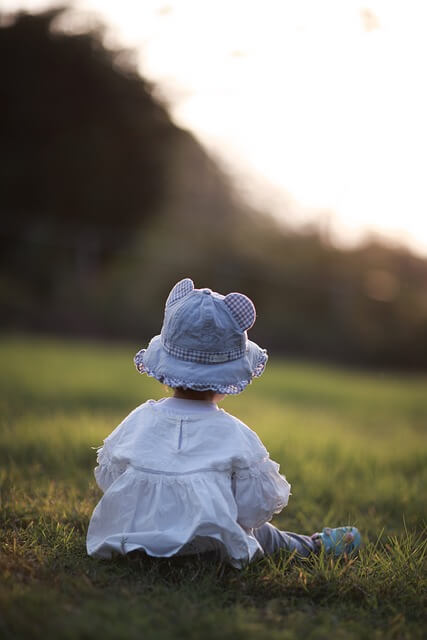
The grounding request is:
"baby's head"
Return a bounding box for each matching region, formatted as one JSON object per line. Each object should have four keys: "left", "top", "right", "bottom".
{"left": 134, "top": 278, "right": 267, "bottom": 396}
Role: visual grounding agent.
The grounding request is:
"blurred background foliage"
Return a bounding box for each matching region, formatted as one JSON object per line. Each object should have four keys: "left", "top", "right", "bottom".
{"left": 1, "top": 7, "right": 427, "bottom": 368}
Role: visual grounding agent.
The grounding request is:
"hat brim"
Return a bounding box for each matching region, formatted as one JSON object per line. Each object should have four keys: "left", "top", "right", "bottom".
{"left": 134, "top": 335, "right": 268, "bottom": 395}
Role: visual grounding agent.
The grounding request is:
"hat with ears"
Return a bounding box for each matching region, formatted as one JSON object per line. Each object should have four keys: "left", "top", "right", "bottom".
{"left": 134, "top": 278, "right": 268, "bottom": 394}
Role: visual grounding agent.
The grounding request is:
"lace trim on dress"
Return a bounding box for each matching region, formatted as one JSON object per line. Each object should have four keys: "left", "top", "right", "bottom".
{"left": 94, "top": 445, "right": 128, "bottom": 491}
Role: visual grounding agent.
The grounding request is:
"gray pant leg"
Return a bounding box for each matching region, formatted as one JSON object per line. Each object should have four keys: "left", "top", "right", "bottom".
{"left": 253, "top": 522, "right": 317, "bottom": 557}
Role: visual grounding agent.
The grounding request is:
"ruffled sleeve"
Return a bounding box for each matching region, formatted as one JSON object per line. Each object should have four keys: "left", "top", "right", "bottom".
{"left": 232, "top": 458, "right": 291, "bottom": 529}
{"left": 92, "top": 405, "right": 142, "bottom": 491}
{"left": 93, "top": 442, "right": 128, "bottom": 492}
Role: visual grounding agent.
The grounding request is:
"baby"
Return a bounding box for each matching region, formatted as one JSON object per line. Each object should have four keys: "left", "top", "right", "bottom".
{"left": 87, "top": 278, "right": 360, "bottom": 567}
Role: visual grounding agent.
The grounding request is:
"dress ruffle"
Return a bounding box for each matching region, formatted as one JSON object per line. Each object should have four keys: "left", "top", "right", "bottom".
{"left": 87, "top": 464, "right": 259, "bottom": 566}
{"left": 89, "top": 455, "right": 290, "bottom": 560}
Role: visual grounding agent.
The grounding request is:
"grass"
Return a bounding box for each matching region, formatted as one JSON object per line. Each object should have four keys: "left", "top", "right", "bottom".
{"left": 0, "top": 334, "right": 426, "bottom": 639}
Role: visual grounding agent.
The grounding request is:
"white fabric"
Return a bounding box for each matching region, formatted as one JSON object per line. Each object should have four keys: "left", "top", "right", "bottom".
{"left": 86, "top": 397, "right": 291, "bottom": 568}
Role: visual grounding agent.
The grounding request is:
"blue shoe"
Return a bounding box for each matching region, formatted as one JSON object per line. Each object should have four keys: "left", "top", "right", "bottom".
{"left": 315, "top": 526, "right": 361, "bottom": 556}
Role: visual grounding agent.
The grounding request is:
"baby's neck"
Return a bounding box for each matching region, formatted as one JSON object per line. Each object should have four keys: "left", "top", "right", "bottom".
{"left": 173, "top": 388, "right": 225, "bottom": 403}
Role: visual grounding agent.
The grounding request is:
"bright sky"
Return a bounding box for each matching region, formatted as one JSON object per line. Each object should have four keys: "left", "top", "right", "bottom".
{"left": 4, "top": 0, "right": 427, "bottom": 256}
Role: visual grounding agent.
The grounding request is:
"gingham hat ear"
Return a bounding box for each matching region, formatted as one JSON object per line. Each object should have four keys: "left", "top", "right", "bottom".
{"left": 224, "top": 292, "right": 256, "bottom": 331}
{"left": 166, "top": 278, "right": 194, "bottom": 307}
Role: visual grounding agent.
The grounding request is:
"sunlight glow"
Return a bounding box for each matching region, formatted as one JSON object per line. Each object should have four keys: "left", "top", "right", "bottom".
{"left": 3, "top": 0, "right": 427, "bottom": 255}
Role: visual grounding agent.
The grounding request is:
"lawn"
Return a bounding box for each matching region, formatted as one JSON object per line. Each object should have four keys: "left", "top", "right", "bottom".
{"left": 0, "top": 335, "right": 426, "bottom": 639}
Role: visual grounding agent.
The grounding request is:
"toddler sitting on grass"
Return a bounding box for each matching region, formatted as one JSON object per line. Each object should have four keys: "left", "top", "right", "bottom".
{"left": 87, "top": 278, "right": 360, "bottom": 567}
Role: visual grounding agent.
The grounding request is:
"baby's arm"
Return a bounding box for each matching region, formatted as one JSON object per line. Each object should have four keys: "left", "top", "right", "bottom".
{"left": 230, "top": 420, "right": 291, "bottom": 529}
{"left": 93, "top": 442, "right": 127, "bottom": 492}
{"left": 92, "top": 410, "right": 135, "bottom": 492}
{"left": 232, "top": 457, "right": 291, "bottom": 529}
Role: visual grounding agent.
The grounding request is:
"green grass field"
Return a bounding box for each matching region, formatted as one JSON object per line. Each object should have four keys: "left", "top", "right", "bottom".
{"left": 1, "top": 335, "right": 426, "bottom": 639}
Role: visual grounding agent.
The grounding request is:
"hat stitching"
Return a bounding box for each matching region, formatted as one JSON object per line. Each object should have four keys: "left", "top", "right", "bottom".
{"left": 162, "top": 339, "right": 246, "bottom": 364}
{"left": 134, "top": 347, "right": 268, "bottom": 395}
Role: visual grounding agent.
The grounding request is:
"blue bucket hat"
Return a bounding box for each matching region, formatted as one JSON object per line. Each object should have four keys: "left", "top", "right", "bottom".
{"left": 134, "top": 278, "right": 268, "bottom": 394}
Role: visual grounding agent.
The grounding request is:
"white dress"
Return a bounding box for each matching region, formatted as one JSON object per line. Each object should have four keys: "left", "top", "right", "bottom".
{"left": 86, "top": 397, "right": 291, "bottom": 568}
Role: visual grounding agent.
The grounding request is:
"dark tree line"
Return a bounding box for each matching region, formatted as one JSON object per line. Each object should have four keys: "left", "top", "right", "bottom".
{"left": 1, "top": 7, "right": 427, "bottom": 369}
{"left": 0, "top": 8, "right": 177, "bottom": 292}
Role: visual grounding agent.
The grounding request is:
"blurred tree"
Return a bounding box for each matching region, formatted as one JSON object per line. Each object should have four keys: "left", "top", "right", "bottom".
{"left": 1, "top": 8, "right": 427, "bottom": 369}
{"left": 0, "top": 7, "right": 176, "bottom": 293}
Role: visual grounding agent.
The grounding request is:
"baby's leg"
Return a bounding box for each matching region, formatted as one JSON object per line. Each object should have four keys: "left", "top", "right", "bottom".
{"left": 253, "top": 522, "right": 318, "bottom": 557}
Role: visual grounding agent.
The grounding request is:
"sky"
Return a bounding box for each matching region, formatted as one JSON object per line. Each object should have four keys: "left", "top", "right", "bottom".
{"left": 3, "top": 0, "right": 427, "bottom": 256}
